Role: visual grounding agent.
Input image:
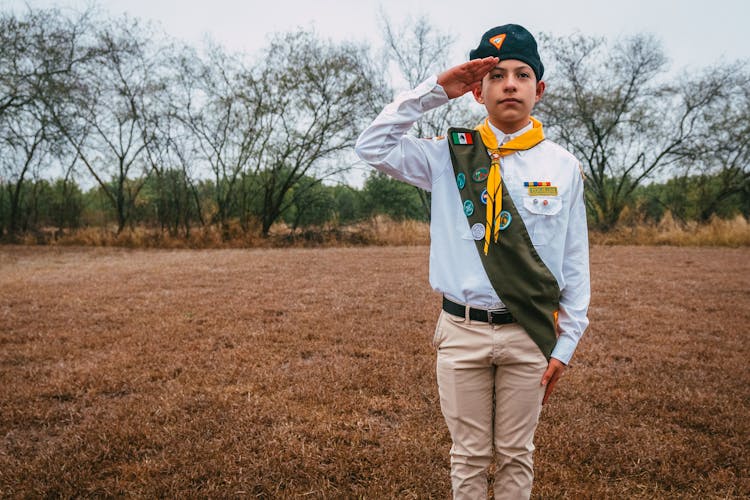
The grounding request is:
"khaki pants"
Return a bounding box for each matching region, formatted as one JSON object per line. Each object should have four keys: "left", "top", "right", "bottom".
{"left": 433, "top": 310, "right": 548, "bottom": 500}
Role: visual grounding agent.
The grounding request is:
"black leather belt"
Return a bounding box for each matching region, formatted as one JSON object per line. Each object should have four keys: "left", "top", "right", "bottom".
{"left": 442, "top": 296, "right": 516, "bottom": 324}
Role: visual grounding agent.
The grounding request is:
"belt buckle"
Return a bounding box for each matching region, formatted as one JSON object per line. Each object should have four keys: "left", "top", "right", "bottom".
{"left": 487, "top": 309, "right": 504, "bottom": 324}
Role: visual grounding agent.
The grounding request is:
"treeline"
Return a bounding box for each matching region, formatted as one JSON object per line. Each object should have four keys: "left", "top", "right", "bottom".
{"left": 0, "top": 171, "right": 428, "bottom": 239}
{"left": 3, "top": 169, "right": 746, "bottom": 238}
{"left": 1, "top": 6, "right": 748, "bottom": 244}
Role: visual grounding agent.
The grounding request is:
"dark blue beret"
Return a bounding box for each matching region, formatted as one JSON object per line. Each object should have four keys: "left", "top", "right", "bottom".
{"left": 470, "top": 24, "right": 544, "bottom": 80}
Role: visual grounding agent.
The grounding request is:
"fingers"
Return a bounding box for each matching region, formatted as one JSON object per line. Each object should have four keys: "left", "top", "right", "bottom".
{"left": 540, "top": 358, "right": 565, "bottom": 405}
{"left": 474, "top": 56, "right": 500, "bottom": 72}
{"left": 542, "top": 375, "right": 559, "bottom": 405}
{"left": 461, "top": 56, "right": 499, "bottom": 81}
{"left": 438, "top": 57, "right": 498, "bottom": 99}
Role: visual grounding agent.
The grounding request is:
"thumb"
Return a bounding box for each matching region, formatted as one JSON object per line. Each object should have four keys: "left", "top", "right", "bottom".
{"left": 540, "top": 367, "right": 552, "bottom": 386}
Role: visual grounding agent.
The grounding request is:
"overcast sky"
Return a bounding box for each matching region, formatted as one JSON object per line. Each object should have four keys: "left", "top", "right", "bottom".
{"left": 3, "top": 0, "right": 748, "bottom": 187}
{"left": 3, "top": 0, "right": 749, "bottom": 74}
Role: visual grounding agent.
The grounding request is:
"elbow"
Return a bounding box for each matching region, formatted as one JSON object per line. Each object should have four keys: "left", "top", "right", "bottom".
{"left": 354, "top": 134, "right": 378, "bottom": 166}
{"left": 354, "top": 137, "right": 367, "bottom": 163}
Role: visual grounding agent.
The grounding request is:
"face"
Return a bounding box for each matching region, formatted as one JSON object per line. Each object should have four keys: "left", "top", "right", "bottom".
{"left": 472, "top": 59, "right": 545, "bottom": 134}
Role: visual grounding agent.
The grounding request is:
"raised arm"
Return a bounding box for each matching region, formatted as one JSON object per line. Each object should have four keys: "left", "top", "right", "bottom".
{"left": 355, "top": 57, "right": 498, "bottom": 190}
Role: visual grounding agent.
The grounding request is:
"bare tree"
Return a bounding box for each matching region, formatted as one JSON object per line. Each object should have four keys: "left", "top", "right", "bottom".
{"left": 537, "top": 33, "right": 732, "bottom": 229}
{"left": 131, "top": 41, "right": 204, "bottom": 237}
{"left": 251, "top": 31, "right": 385, "bottom": 236}
{"left": 0, "top": 100, "right": 49, "bottom": 236}
{"left": 43, "top": 16, "right": 162, "bottom": 234}
{"left": 171, "top": 43, "right": 273, "bottom": 239}
{"left": 0, "top": 7, "right": 94, "bottom": 238}
{"left": 0, "top": 8, "right": 93, "bottom": 120}
{"left": 166, "top": 121, "right": 207, "bottom": 232}
{"left": 50, "top": 152, "right": 82, "bottom": 235}
{"left": 379, "top": 14, "right": 483, "bottom": 218}
{"left": 675, "top": 65, "right": 750, "bottom": 221}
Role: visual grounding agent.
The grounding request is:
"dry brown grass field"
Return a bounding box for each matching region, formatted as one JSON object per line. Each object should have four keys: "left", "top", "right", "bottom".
{"left": 1, "top": 245, "right": 748, "bottom": 498}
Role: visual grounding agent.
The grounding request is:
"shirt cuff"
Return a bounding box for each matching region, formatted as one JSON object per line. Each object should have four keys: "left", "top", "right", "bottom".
{"left": 414, "top": 75, "right": 450, "bottom": 112}
{"left": 550, "top": 334, "right": 578, "bottom": 365}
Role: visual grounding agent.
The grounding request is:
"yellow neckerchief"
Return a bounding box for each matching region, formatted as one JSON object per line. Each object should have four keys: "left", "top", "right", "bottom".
{"left": 475, "top": 116, "right": 545, "bottom": 255}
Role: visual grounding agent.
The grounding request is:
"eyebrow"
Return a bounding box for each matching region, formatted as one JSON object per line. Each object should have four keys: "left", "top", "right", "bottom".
{"left": 490, "top": 64, "right": 533, "bottom": 72}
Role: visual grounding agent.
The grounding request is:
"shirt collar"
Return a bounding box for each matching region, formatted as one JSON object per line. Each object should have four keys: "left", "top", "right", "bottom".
{"left": 488, "top": 120, "right": 533, "bottom": 145}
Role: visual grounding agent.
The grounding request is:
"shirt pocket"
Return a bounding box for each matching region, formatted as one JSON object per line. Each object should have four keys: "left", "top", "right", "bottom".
{"left": 522, "top": 196, "right": 564, "bottom": 245}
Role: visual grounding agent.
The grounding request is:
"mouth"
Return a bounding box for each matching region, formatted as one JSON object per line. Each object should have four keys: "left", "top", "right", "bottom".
{"left": 498, "top": 98, "right": 522, "bottom": 104}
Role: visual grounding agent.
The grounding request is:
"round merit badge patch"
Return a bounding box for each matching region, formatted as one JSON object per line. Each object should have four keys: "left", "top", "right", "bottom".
{"left": 480, "top": 189, "right": 488, "bottom": 204}
{"left": 471, "top": 222, "right": 485, "bottom": 240}
{"left": 497, "top": 210, "right": 512, "bottom": 230}
{"left": 463, "top": 199, "right": 474, "bottom": 217}
{"left": 456, "top": 172, "right": 466, "bottom": 190}
{"left": 472, "top": 167, "right": 489, "bottom": 182}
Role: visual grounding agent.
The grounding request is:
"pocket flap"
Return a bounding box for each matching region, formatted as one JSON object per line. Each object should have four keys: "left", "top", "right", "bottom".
{"left": 523, "top": 196, "right": 563, "bottom": 215}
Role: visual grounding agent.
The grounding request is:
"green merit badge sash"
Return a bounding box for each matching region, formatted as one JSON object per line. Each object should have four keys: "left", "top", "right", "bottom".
{"left": 448, "top": 124, "right": 561, "bottom": 359}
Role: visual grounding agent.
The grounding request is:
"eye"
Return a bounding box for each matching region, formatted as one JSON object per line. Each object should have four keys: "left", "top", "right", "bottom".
{"left": 519, "top": 71, "right": 531, "bottom": 79}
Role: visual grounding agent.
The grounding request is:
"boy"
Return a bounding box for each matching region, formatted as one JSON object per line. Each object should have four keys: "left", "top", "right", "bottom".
{"left": 355, "top": 24, "right": 590, "bottom": 498}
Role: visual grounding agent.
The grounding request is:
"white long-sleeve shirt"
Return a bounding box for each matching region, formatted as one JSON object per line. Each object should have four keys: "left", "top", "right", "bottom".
{"left": 355, "top": 76, "right": 590, "bottom": 364}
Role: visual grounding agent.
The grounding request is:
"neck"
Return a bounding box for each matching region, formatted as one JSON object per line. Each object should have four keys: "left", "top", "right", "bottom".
{"left": 475, "top": 116, "right": 544, "bottom": 152}
{"left": 488, "top": 117, "right": 532, "bottom": 135}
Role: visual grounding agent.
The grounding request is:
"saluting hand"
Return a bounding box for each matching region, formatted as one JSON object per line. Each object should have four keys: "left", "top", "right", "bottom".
{"left": 437, "top": 56, "right": 499, "bottom": 99}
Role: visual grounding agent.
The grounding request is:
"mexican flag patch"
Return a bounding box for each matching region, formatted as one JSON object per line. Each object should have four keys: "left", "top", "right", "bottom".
{"left": 451, "top": 132, "right": 473, "bottom": 145}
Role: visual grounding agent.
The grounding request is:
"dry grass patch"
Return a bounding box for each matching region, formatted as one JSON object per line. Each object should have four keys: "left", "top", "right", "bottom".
{"left": 18, "top": 214, "right": 750, "bottom": 248}
{"left": 1, "top": 245, "right": 748, "bottom": 498}
{"left": 590, "top": 214, "right": 750, "bottom": 247}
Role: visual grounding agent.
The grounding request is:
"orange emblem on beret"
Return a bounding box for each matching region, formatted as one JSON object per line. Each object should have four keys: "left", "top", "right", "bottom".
{"left": 489, "top": 34, "right": 506, "bottom": 49}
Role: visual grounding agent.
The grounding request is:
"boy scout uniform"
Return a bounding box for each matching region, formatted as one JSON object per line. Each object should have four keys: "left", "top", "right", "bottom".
{"left": 355, "top": 24, "right": 590, "bottom": 499}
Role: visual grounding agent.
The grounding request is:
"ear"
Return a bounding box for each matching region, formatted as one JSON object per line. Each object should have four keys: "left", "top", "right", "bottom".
{"left": 472, "top": 84, "right": 484, "bottom": 104}
{"left": 535, "top": 80, "right": 546, "bottom": 102}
